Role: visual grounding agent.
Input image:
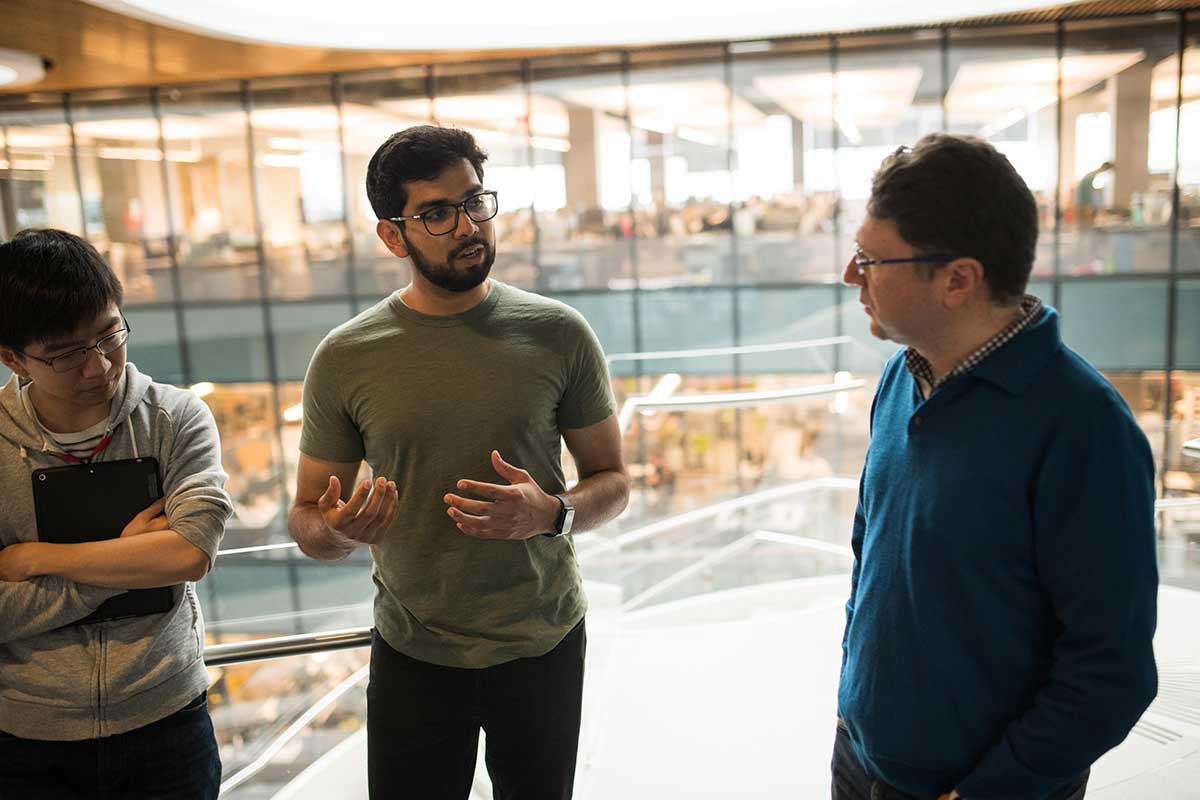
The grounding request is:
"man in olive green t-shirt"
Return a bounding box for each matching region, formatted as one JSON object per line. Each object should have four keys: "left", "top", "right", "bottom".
{"left": 288, "top": 125, "right": 630, "bottom": 800}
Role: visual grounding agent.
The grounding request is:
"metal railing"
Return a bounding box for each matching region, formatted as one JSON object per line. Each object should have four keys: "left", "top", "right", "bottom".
{"left": 1184, "top": 438, "right": 1200, "bottom": 459}
{"left": 202, "top": 493, "right": 1198, "bottom": 668}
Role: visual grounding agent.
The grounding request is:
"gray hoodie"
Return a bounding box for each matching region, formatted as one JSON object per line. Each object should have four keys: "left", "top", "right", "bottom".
{"left": 0, "top": 363, "right": 233, "bottom": 741}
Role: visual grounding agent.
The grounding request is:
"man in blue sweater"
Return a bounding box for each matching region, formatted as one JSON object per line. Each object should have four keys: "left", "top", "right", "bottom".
{"left": 833, "top": 134, "right": 1158, "bottom": 800}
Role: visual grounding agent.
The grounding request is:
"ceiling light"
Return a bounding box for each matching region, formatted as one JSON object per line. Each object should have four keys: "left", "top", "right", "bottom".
{"left": 0, "top": 48, "right": 45, "bottom": 88}
{"left": 82, "top": 1, "right": 1090, "bottom": 50}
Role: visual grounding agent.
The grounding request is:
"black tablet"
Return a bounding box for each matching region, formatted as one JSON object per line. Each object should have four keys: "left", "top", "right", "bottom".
{"left": 32, "top": 457, "right": 175, "bottom": 623}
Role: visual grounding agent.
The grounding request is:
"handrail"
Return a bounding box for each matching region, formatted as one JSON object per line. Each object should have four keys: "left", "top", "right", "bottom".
{"left": 617, "top": 378, "right": 864, "bottom": 431}
{"left": 633, "top": 380, "right": 866, "bottom": 411}
{"left": 606, "top": 336, "right": 851, "bottom": 363}
{"left": 203, "top": 488, "right": 1197, "bottom": 666}
{"left": 205, "top": 627, "right": 372, "bottom": 667}
{"left": 582, "top": 476, "right": 859, "bottom": 557}
{"left": 1184, "top": 438, "right": 1200, "bottom": 459}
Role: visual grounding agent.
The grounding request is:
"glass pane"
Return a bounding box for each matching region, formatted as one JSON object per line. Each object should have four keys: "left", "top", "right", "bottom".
{"left": 947, "top": 25, "right": 1059, "bottom": 277}
{"left": 432, "top": 62, "right": 537, "bottom": 289}
{"left": 734, "top": 40, "right": 839, "bottom": 282}
{"left": 340, "top": 67, "right": 432, "bottom": 298}
{"left": 833, "top": 32, "right": 945, "bottom": 263}
{"left": 251, "top": 77, "right": 350, "bottom": 299}
{"left": 530, "top": 53, "right": 633, "bottom": 290}
{"left": 205, "top": 647, "right": 368, "bottom": 798}
{"left": 628, "top": 47, "right": 735, "bottom": 287}
{"left": 71, "top": 90, "right": 174, "bottom": 306}
{"left": 1165, "top": 370, "right": 1200, "bottom": 497}
{"left": 270, "top": 301, "right": 355, "bottom": 381}
{"left": 193, "top": 382, "right": 286, "bottom": 540}
{"left": 636, "top": 287, "right": 735, "bottom": 374}
{"left": 0, "top": 96, "right": 82, "bottom": 235}
{"left": 1182, "top": 18, "right": 1200, "bottom": 274}
{"left": 1179, "top": 280, "right": 1200, "bottom": 370}
{"left": 1061, "top": 18, "right": 1179, "bottom": 275}
{"left": 736, "top": 287, "right": 840, "bottom": 373}
{"left": 161, "top": 82, "right": 262, "bottom": 302}
{"left": 124, "top": 308, "right": 185, "bottom": 386}
{"left": 183, "top": 306, "right": 271, "bottom": 382}
{"left": 1060, "top": 279, "right": 1168, "bottom": 369}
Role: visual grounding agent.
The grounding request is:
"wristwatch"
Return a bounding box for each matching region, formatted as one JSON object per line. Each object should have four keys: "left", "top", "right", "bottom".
{"left": 545, "top": 493, "right": 575, "bottom": 538}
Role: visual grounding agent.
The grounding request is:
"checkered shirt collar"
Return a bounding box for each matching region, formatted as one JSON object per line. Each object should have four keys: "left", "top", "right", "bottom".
{"left": 904, "top": 295, "right": 1044, "bottom": 390}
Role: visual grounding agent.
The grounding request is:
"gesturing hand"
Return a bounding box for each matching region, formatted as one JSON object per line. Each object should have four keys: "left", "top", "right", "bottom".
{"left": 319, "top": 475, "right": 399, "bottom": 549}
{"left": 444, "top": 450, "right": 559, "bottom": 541}
{"left": 937, "top": 791, "right": 960, "bottom": 800}
{"left": 121, "top": 498, "right": 170, "bottom": 537}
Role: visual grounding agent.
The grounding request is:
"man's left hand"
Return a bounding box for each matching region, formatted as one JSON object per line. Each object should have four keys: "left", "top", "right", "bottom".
{"left": 444, "top": 450, "right": 559, "bottom": 541}
{"left": 0, "top": 542, "right": 45, "bottom": 582}
{"left": 937, "top": 791, "right": 960, "bottom": 800}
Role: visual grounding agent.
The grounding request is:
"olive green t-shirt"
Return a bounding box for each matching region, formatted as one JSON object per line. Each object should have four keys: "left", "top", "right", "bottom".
{"left": 299, "top": 281, "right": 615, "bottom": 668}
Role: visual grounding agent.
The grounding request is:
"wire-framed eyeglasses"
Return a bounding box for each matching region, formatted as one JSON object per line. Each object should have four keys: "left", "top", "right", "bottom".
{"left": 387, "top": 191, "right": 499, "bottom": 236}
{"left": 852, "top": 245, "right": 955, "bottom": 276}
{"left": 20, "top": 319, "right": 131, "bottom": 373}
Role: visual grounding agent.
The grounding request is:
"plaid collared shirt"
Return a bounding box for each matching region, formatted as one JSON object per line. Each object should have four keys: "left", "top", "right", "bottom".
{"left": 904, "top": 295, "right": 1044, "bottom": 393}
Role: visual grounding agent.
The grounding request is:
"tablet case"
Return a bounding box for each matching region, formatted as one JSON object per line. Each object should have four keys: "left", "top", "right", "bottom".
{"left": 31, "top": 457, "right": 175, "bottom": 623}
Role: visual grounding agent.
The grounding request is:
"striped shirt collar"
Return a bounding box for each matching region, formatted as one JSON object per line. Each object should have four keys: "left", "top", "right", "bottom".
{"left": 904, "top": 295, "right": 1044, "bottom": 392}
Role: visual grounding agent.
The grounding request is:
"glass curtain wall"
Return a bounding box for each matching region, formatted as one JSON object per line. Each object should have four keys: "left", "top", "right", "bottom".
{"left": 1, "top": 11, "right": 1198, "bottom": 636}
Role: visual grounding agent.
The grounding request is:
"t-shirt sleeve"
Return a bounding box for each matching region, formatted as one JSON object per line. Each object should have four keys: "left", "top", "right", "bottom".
{"left": 299, "top": 336, "right": 365, "bottom": 463}
{"left": 557, "top": 306, "right": 616, "bottom": 430}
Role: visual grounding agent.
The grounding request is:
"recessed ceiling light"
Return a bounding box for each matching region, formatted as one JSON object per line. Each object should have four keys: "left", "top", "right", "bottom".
{"left": 83, "top": 1, "right": 1094, "bottom": 51}
{"left": 0, "top": 48, "right": 45, "bottom": 88}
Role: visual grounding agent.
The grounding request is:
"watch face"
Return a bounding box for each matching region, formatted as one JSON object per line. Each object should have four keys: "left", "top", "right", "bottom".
{"left": 561, "top": 507, "right": 576, "bottom": 535}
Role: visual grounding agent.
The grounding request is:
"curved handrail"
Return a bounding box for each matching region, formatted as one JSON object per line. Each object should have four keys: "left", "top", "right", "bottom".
{"left": 606, "top": 336, "right": 851, "bottom": 363}
{"left": 205, "top": 627, "right": 372, "bottom": 668}
{"left": 203, "top": 492, "right": 1197, "bottom": 665}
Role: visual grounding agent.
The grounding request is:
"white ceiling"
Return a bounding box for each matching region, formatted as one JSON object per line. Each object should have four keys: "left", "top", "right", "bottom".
{"left": 81, "top": 0, "right": 1092, "bottom": 51}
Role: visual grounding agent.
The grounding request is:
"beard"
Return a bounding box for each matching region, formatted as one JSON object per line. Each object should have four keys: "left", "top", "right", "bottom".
{"left": 404, "top": 233, "right": 495, "bottom": 293}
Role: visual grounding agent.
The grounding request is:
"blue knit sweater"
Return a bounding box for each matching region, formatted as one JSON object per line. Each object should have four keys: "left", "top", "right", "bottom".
{"left": 838, "top": 307, "right": 1158, "bottom": 800}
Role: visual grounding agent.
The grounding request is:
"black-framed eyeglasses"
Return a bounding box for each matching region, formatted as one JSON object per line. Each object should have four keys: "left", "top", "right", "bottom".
{"left": 387, "top": 191, "right": 499, "bottom": 236}
{"left": 853, "top": 245, "right": 955, "bottom": 276}
{"left": 20, "top": 317, "right": 131, "bottom": 373}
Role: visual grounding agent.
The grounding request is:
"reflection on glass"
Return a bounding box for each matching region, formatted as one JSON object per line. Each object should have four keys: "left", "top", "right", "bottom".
{"left": 251, "top": 78, "right": 350, "bottom": 299}
{"left": 1166, "top": 371, "right": 1200, "bottom": 496}
{"left": 531, "top": 53, "right": 633, "bottom": 290}
{"left": 193, "top": 382, "right": 285, "bottom": 533}
{"left": 161, "top": 83, "right": 261, "bottom": 301}
{"left": 1181, "top": 21, "right": 1200, "bottom": 273}
{"left": 0, "top": 97, "right": 82, "bottom": 238}
{"left": 428, "top": 62, "right": 537, "bottom": 288}
{"left": 1061, "top": 19, "right": 1179, "bottom": 275}
{"left": 124, "top": 308, "right": 185, "bottom": 386}
{"left": 833, "top": 34, "right": 944, "bottom": 263}
{"left": 733, "top": 42, "right": 840, "bottom": 283}
{"left": 341, "top": 67, "right": 432, "bottom": 297}
{"left": 947, "top": 25, "right": 1058, "bottom": 276}
{"left": 71, "top": 90, "right": 173, "bottom": 305}
{"left": 1061, "top": 280, "right": 1168, "bottom": 369}
{"left": 624, "top": 48, "right": 737, "bottom": 287}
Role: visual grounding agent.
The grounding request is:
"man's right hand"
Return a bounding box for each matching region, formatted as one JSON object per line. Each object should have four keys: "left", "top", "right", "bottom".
{"left": 318, "top": 475, "right": 399, "bottom": 549}
{"left": 121, "top": 498, "right": 170, "bottom": 538}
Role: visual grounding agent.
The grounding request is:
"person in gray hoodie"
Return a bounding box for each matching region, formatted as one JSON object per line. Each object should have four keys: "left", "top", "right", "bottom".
{"left": 0, "top": 229, "right": 233, "bottom": 799}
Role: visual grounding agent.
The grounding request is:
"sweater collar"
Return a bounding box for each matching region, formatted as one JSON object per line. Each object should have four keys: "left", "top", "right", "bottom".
{"left": 965, "top": 305, "right": 1062, "bottom": 396}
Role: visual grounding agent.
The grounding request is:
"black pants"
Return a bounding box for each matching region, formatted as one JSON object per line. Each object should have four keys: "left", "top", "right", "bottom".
{"left": 367, "top": 620, "right": 586, "bottom": 800}
{"left": 831, "top": 721, "right": 1089, "bottom": 800}
{"left": 0, "top": 692, "right": 220, "bottom": 800}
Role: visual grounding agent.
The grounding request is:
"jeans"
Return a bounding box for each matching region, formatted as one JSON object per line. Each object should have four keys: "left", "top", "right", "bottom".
{"left": 831, "top": 721, "right": 1089, "bottom": 800}
{"left": 0, "top": 692, "right": 221, "bottom": 800}
{"left": 367, "top": 620, "right": 586, "bottom": 800}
